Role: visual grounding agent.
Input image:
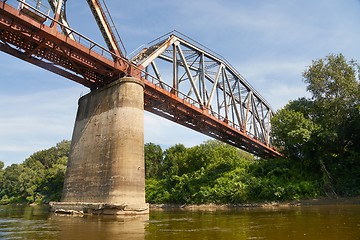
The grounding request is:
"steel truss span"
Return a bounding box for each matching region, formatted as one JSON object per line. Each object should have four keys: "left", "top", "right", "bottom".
{"left": 0, "top": 1, "right": 281, "bottom": 158}
{"left": 132, "top": 32, "right": 281, "bottom": 158}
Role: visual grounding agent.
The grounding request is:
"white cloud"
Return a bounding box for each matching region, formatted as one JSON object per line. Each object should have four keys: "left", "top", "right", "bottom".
{"left": 0, "top": 86, "right": 84, "bottom": 165}
{"left": 266, "top": 83, "right": 311, "bottom": 111}
{"left": 1, "top": 0, "right": 360, "bottom": 166}
{"left": 0, "top": 82, "right": 209, "bottom": 166}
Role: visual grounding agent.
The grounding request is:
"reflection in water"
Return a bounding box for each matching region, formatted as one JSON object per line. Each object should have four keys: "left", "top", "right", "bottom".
{"left": 145, "top": 206, "right": 360, "bottom": 240}
{"left": 0, "top": 205, "right": 148, "bottom": 240}
{"left": 49, "top": 214, "right": 148, "bottom": 240}
{"left": 1, "top": 204, "right": 360, "bottom": 240}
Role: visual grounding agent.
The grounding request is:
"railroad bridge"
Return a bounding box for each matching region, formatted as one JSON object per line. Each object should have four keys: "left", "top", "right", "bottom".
{"left": 0, "top": 0, "right": 281, "bottom": 214}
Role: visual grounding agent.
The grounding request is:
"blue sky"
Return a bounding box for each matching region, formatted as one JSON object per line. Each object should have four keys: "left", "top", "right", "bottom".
{"left": 1, "top": 0, "right": 359, "bottom": 166}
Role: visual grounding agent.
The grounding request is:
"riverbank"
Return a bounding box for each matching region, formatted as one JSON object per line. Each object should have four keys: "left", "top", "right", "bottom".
{"left": 149, "top": 197, "right": 360, "bottom": 211}
{"left": 2, "top": 197, "right": 359, "bottom": 212}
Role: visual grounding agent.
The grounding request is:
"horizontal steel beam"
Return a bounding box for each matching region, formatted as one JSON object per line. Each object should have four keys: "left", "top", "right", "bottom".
{"left": 0, "top": 1, "right": 281, "bottom": 158}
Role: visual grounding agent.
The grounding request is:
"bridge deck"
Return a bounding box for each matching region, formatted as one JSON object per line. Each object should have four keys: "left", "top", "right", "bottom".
{"left": 0, "top": 0, "right": 282, "bottom": 158}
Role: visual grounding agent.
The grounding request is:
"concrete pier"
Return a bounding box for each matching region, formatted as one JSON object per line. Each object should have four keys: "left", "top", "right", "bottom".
{"left": 50, "top": 77, "right": 148, "bottom": 215}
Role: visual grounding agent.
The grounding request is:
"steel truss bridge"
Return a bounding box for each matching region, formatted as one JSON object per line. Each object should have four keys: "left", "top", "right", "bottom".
{"left": 0, "top": 0, "right": 281, "bottom": 158}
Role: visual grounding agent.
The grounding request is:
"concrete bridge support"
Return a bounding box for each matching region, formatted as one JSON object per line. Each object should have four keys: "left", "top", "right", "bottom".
{"left": 50, "top": 77, "right": 148, "bottom": 215}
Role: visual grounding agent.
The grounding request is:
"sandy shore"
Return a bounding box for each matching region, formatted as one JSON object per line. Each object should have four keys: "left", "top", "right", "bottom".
{"left": 149, "top": 197, "right": 360, "bottom": 211}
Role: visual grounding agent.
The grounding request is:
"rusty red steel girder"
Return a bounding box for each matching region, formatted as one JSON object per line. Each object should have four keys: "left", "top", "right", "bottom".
{"left": 0, "top": 0, "right": 282, "bottom": 158}
{"left": 143, "top": 79, "right": 281, "bottom": 158}
{"left": 0, "top": 0, "right": 138, "bottom": 89}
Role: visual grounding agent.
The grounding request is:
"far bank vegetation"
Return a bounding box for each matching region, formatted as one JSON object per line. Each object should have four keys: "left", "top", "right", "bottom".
{"left": 0, "top": 54, "right": 359, "bottom": 205}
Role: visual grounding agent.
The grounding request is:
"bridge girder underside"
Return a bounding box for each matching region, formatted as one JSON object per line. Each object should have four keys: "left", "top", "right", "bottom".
{"left": 144, "top": 82, "right": 279, "bottom": 158}
{"left": 0, "top": 1, "right": 132, "bottom": 89}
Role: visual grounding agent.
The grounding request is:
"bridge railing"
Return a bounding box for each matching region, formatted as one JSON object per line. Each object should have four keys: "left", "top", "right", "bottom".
{"left": 17, "top": 0, "right": 50, "bottom": 16}
{"left": 141, "top": 71, "right": 259, "bottom": 140}
{"left": 2, "top": 0, "right": 124, "bottom": 63}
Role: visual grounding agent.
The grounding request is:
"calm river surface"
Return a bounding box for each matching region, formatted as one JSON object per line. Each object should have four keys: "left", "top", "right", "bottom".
{"left": 0, "top": 204, "right": 360, "bottom": 240}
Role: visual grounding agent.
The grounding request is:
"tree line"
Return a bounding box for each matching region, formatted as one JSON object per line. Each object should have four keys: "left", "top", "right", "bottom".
{"left": 271, "top": 54, "right": 360, "bottom": 197}
{"left": 0, "top": 140, "right": 320, "bottom": 205}
{"left": 0, "top": 54, "right": 359, "bottom": 205}
{"left": 0, "top": 140, "right": 69, "bottom": 204}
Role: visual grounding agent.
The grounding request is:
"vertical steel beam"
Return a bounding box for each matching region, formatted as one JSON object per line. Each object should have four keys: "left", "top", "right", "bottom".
{"left": 172, "top": 42, "right": 178, "bottom": 95}
{"left": 244, "top": 91, "right": 252, "bottom": 132}
{"left": 47, "top": 0, "right": 74, "bottom": 39}
{"left": 200, "top": 53, "right": 206, "bottom": 105}
{"left": 224, "top": 72, "right": 242, "bottom": 129}
{"left": 150, "top": 61, "right": 165, "bottom": 89}
{"left": 49, "top": 0, "right": 63, "bottom": 30}
{"left": 222, "top": 68, "right": 228, "bottom": 120}
{"left": 216, "top": 81, "right": 221, "bottom": 118}
{"left": 237, "top": 82, "right": 245, "bottom": 129}
{"left": 86, "top": 0, "right": 123, "bottom": 57}
{"left": 266, "top": 110, "right": 272, "bottom": 145}
{"left": 176, "top": 44, "right": 202, "bottom": 107}
{"left": 206, "top": 63, "right": 222, "bottom": 109}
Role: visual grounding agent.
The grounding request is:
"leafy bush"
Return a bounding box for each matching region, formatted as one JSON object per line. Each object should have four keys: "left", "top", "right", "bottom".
{"left": 145, "top": 140, "right": 321, "bottom": 204}
{"left": 0, "top": 140, "right": 70, "bottom": 204}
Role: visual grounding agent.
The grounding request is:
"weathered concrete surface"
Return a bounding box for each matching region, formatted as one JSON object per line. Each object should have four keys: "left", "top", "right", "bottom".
{"left": 50, "top": 202, "right": 149, "bottom": 215}
{"left": 51, "top": 77, "right": 148, "bottom": 215}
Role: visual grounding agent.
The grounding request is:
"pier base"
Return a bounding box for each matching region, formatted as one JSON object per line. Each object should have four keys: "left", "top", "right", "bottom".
{"left": 50, "top": 77, "right": 148, "bottom": 215}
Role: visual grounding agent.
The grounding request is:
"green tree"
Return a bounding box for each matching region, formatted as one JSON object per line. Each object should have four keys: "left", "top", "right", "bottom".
{"left": 144, "top": 143, "right": 163, "bottom": 179}
{"left": 272, "top": 54, "right": 360, "bottom": 196}
{"left": 0, "top": 140, "right": 70, "bottom": 204}
{"left": 344, "top": 105, "right": 360, "bottom": 153}
{"left": 0, "top": 164, "right": 26, "bottom": 203}
{"left": 161, "top": 144, "right": 187, "bottom": 178}
{"left": 0, "top": 161, "right": 4, "bottom": 180}
{"left": 145, "top": 140, "right": 259, "bottom": 204}
{"left": 0, "top": 161, "right": 4, "bottom": 200}
{"left": 273, "top": 54, "right": 360, "bottom": 159}
{"left": 271, "top": 105, "right": 318, "bottom": 162}
{"left": 302, "top": 54, "right": 360, "bottom": 158}
{"left": 303, "top": 54, "right": 359, "bottom": 109}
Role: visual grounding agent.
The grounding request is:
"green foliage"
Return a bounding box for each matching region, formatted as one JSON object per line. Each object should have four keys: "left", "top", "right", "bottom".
{"left": 271, "top": 108, "right": 318, "bottom": 160}
{"left": 303, "top": 54, "right": 360, "bottom": 154}
{"left": 303, "top": 54, "right": 359, "bottom": 108}
{"left": 272, "top": 54, "right": 360, "bottom": 196}
{"left": 145, "top": 54, "right": 359, "bottom": 204}
{"left": 0, "top": 161, "right": 4, "bottom": 197}
{"left": 3, "top": 56, "right": 359, "bottom": 206}
{"left": 145, "top": 143, "right": 163, "bottom": 179}
{"left": 145, "top": 140, "right": 319, "bottom": 204}
{"left": 0, "top": 140, "right": 70, "bottom": 204}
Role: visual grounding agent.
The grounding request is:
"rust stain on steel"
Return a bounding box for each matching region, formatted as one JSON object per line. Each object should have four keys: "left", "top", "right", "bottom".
{"left": 0, "top": 1, "right": 140, "bottom": 88}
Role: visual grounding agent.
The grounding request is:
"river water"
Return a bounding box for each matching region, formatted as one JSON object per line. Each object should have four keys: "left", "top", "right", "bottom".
{"left": 0, "top": 204, "right": 360, "bottom": 240}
